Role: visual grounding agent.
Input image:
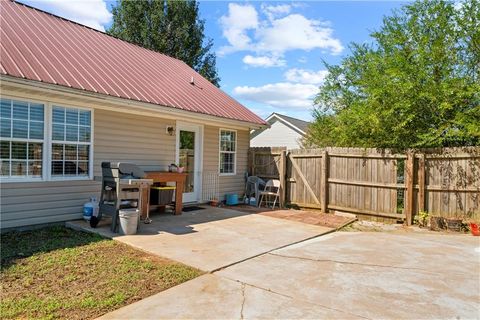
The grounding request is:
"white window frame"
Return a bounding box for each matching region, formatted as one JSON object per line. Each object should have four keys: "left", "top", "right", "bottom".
{"left": 1, "top": 96, "right": 48, "bottom": 182}
{"left": 48, "top": 103, "right": 94, "bottom": 181}
{"left": 218, "top": 128, "right": 237, "bottom": 176}
{"left": 0, "top": 95, "right": 93, "bottom": 182}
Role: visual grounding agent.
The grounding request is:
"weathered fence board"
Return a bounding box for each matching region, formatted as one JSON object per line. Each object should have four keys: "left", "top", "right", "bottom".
{"left": 326, "top": 148, "right": 403, "bottom": 222}
{"left": 248, "top": 146, "right": 480, "bottom": 223}
{"left": 248, "top": 147, "right": 285, "bottom": 179}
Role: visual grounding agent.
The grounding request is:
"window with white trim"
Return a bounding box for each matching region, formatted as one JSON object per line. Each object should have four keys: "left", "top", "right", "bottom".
{"left": 0, "top": 97, "right": 93, "bottom": 181}
{"left": 51, "top": 106, "right": 91, "bottom": 177}
{"left": 1, "top": 98, "right": 44, "bottom": 178}
{"left": 219, "top": 129, "right": 236, "bottom": 175}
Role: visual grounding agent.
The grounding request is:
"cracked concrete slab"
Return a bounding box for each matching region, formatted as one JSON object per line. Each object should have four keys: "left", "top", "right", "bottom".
{"left": 99, "top": 274, "right": 363, "bottom": 320}
{"left": 217, "top": 232, "right": 480, "bottom": 319}
{"left": 273, "top": 232, "right": 480, "bottom": 276}
{"left": 95, "top": 217, "right": 480, "bottom": 319}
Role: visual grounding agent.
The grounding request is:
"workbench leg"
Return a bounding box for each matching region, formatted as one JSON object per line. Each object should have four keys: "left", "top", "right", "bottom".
{"left": 139, "top": 184, "right": 152, "bottom": 223}
{"left": 175, "top": 181, "right": 184, "bottom": 215}
{"left": 140, "top": 185, "right": 148, "bottom": 219}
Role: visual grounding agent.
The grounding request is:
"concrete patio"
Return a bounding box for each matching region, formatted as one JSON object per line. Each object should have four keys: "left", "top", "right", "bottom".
{"left": 99, "top": 231, "right": 480, "bottom": 320}
{"left": 68, "top": 207, "right": 480, "bottom": 319}
{"left": 67, "top": 206, "right": 332, "bottom": 271}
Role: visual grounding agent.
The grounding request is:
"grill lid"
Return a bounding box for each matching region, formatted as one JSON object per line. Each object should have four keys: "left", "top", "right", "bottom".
{"left": 101, "top": 162, "right": 146, "bottom": 178}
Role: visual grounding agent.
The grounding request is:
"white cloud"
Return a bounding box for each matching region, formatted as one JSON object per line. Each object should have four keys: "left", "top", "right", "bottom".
{"left": 298, "top": 56, "right": 308, "bottom": 64}
{"left": 284, "top": 68, "right": 329, "bottom": 85}
{"left": 261, "top": 4, "right": 291, "bottom": 20}
{"left": 219, "top": 3, "right": 343, "bottom": 65}
{"left": 234, "top": 82, "right": 317, "bottom": 109}
{"left": 219, "top": 3, "right": 258, "bottom": 55}
{"left": 255, "top": 14, "right": 343, "bottom": 55}
{"left": 242, "top": 55, "right": 286, "bottom": 67}
{"left": 234, "top": 67, "right": 328, "bottom": 110}
{"left": 30, "top": 0, "right": 112, "bottom": 31}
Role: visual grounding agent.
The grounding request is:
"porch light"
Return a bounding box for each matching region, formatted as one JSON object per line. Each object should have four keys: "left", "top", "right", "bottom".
{"left": 166, "top": 126, "right": 175, "bottom": 136}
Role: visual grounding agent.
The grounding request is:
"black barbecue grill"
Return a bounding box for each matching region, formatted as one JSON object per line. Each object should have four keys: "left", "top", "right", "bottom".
{"left": 98, "top": 162, "right": 151, "bottom": 232}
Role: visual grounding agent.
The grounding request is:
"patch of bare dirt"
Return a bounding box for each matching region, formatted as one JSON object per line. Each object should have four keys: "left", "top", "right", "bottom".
{"left": 259, "top": 209, "right": 355, "bottom": 229}
{"left": 342, "top": 220, "right": 470, "bottom": 235}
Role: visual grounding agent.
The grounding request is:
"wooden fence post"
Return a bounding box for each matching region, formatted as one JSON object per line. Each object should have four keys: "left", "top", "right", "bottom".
{"left": 249, "top": 149, "right": 256, "bottom": 176}
{"left": 418, "top": 153, "right": 426, "bottom": 213}
{"left": 321, "top": 150, "right": 329, "bottom": 213}
{"left": 279, "top": 150, "right": 287, "bottom": 208}
{"left": 404, "top": 152, "right": 415, "bottom": 225}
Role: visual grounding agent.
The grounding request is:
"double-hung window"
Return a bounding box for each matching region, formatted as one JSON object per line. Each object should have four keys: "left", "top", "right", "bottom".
{"left": 1, "top": 99, "right": 44, "bottom": 179}
{"left": 51, "top": 106, "right": 91, "bottom": 178}
{"left": 0, "top": 97, "right": 92, "bottom": 181}
{"left": 219, "top": 129, "right": 236, "bottom": 175}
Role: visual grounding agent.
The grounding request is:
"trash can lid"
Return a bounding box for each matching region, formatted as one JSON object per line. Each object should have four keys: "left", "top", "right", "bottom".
{"left": 151, "top": 186, "right": 176, "bottom": 190}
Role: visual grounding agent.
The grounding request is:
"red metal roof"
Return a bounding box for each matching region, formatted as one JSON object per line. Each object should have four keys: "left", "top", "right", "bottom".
{"left": 0, "top": 0, "right": 266, "bottom": 126}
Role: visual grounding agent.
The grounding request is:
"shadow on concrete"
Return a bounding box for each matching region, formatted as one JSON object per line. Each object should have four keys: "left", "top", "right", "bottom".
{"left": 68, "top": 206, "right": 262, "bottom": 237}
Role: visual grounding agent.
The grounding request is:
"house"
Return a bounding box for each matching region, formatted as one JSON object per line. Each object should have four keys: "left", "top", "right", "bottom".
{"left": 0, "top": 1, "right": 266, "bottom": 229}
{"left": 250, "top": 113, "right": 309, "bottom": 149}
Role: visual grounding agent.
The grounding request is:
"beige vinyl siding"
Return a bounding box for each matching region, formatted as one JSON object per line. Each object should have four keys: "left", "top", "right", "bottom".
{"left": 203, "top": 125, "right": 249, "bottom": 201}
{"left": 1, "top": 85, "right": 252, "bottom": 229}
{"left": 93, "top": 109, "right": 175, "bottom": 176}
{"left": 1, "top": 108, "right": 176, "bottom": 229}
{"left": 2, "top": 120, "right": 250, "bottom": 229}
{"left": 1, "top": 180, "right": 100, "bottom": 229}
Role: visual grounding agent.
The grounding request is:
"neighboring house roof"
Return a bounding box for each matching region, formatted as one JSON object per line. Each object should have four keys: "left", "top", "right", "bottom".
{"left": 0, "top": 0, "right": 266, "bottom": 126}
{"left": 250, "top": 112, "right": 310, "bottom": 144}
{"left": 265, "top": 113, "right": 310, "bottom": 134}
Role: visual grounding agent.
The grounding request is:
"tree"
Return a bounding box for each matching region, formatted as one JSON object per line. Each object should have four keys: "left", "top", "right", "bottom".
{"left": 305, "top": 0, "right": 480, "bottom": 149}
{"left": 108, "top": 0, "right": 220, "bottom": 86}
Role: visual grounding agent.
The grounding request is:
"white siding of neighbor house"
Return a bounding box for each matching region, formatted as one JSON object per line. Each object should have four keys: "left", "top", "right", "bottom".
{"left": 0, "top": 86, "right": 251, "bottom": 229}
{"left": 251, "top": 120, "right": 303, "bottom": 149}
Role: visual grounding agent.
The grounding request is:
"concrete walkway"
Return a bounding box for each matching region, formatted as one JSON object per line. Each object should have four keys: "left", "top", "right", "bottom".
{"left": 99, "top": 231, "right": 480, "bottom": 319}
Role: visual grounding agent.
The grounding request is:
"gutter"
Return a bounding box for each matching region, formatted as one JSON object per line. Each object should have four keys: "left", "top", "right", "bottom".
{"left": 0, "top": 75, "right": 268, "bottom": 131}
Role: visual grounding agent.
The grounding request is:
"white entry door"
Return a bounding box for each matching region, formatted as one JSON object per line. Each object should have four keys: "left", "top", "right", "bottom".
{"left": 176, "top": 123, "right": 202, "bottom": 203}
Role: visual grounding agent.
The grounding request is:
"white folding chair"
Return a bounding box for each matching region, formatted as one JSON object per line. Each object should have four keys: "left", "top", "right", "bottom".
{"left": 258, "top": 179, "right": 280, "bottom": 209}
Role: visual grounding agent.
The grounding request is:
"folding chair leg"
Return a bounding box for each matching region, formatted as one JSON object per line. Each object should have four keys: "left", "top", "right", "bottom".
{"left": 258, "top": 194, "right": 263, "bottom": 208}
{"left": 111, "top": 212, "right": 118, "bottom": 232}
{"left": 272, "top": 196, "right": 278, "bottom": 209}
{"left": 111, "top": 189, "right": 120, "bottom": 232}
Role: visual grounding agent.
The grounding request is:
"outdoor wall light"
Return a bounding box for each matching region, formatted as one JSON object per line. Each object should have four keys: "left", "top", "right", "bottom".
{"left": 166, "top": 126, "right": 175, "bottom": 136}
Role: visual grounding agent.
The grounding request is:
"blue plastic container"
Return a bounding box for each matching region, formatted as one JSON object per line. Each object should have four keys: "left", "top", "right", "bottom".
{"left": 225, "top": 193, "right": 239, "bottom": 205}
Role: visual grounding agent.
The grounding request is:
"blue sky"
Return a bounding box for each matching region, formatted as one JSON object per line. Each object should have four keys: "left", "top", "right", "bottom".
{"left": 22, "top": 0, "right": 406, "bottom": 121}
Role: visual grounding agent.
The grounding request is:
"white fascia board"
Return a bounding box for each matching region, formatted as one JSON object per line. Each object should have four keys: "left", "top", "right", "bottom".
{"left": 266, "top": 113, "right": 306, "bottom": 135}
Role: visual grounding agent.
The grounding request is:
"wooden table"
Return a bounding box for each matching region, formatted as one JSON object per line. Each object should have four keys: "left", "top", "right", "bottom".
{"left": 143, "top": 171, "right": 187, "bottom": 216}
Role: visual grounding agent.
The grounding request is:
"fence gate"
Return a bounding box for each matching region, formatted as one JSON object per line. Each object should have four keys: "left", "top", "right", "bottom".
{"left": 286, "top": 149, "right": 324, "bottom": 209}
{"left": 285, "top": 148, "right": 404, "bottom": 223}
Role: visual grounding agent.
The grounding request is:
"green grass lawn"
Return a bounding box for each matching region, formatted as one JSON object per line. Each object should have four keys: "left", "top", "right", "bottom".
{"left": 0, "top": 226, "right": 201, "bottom": 319}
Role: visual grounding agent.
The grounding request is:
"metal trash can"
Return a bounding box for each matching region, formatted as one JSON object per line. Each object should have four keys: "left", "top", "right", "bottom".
{"left": 118, "top": 208, "right": 139, "bottom": 235}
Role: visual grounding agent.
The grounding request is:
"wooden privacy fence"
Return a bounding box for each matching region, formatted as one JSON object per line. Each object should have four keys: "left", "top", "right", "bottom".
{"left": 248, "top": 147, "right": 480, "bottom": 224}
